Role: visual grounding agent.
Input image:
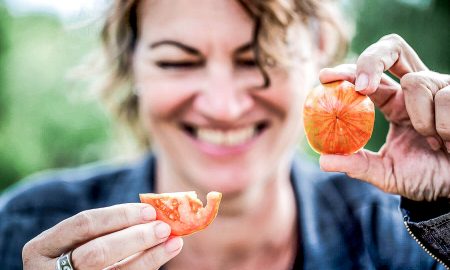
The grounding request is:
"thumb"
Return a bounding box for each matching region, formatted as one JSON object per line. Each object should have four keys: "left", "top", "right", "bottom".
{"left": 319, "top": 150, "right": 387, "bottom": 190}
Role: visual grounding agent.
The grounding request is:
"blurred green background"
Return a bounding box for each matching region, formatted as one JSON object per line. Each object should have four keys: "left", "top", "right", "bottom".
{"left": 0, "top": 0, "right": 449, "bottom": 192}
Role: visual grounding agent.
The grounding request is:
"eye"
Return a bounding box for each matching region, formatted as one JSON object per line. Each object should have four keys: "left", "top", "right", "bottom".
{"left": 236, "top": 59, "right": 257, "bottom": 68}
{"left": 155, "top": 61, "right": 204, "bottom": 69}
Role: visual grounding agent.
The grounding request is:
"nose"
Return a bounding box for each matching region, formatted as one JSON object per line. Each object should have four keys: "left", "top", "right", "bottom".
{"left": 193, "top": 64, "right": 254, "bottom": 122}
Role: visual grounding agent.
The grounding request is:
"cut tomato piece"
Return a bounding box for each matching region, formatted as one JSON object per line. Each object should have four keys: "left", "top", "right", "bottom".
{"left": 139, "top": 191, "right": 222, "bottom": 236}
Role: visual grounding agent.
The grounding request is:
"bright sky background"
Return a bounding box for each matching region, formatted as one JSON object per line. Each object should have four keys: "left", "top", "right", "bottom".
{"left": 4, "top": 0, "right": 108, "bottom": 21}
{"left": 3, "top": 0, "right": 432, "bottom": 21}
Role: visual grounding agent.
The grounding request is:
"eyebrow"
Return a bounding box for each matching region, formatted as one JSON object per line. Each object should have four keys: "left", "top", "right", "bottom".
{"left": 150, "top": 40, "right": 201, "bottom": 56}
{"left": 234, "top": 42, "right": 253, "bottom": 55}
{"left": 150, "top": 40, "right": 254, "bottom": 56}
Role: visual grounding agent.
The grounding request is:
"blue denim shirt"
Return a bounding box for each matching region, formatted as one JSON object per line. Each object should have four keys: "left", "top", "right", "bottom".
{"left": 0, "top": 154, "right": 448, "bottom": 269}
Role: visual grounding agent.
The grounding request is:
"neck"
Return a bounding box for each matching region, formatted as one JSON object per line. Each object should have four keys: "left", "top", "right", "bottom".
{"left": 156, "top": 157, "right": 298, "bottom": 270}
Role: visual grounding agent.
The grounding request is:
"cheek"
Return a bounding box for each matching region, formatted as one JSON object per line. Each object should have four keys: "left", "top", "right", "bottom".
{"left": 284, "top": 86, "right": 306, "bottom": 140}
{"left": 133, "top": 54, "right": 199, "bottom": 123}
{"left": 286, "top": 63, "right": 318, "bottom": 113}
{"left": 138, "top": 88, "right": 168, "bottom": 135}
{"left": 137, "top": 80, "right": 195, "bottom": 124}
{"left": 139, "top": 90, "right": 171, "bottom": 122}
{"left": 271, "top": 66, "right": 317, "bottom": 139}
{"left": 261, "top": 67, "right": 314, "bottom": 121}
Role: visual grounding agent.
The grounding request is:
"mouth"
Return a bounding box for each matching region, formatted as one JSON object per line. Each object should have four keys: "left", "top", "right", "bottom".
{"left": 180, "top": 121, "right": 269, "bottom": 147}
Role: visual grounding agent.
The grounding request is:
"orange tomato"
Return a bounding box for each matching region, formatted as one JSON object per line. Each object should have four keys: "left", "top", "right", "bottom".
{"left": 303, "top": 80, "right": 375, "bottom": 155}
{"left": 140, "top": 191, "right": 222, "bottom": 236}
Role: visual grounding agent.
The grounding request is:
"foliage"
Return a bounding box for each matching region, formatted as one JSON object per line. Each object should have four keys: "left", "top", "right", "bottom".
{"left": 0, "top": 0, "right": 449, "bottom": 192}
{"left": 0, "top": 6, "right": 112, "bottom": 192}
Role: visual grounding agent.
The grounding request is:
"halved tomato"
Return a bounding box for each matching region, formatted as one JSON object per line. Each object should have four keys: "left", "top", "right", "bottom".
{"left": 139, "top": 191, "right": 222, "bottom": 236}
{"left": 303, "top": 80, "right": 375, "bottom": 155}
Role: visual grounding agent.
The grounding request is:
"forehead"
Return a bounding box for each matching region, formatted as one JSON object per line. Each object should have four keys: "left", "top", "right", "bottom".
{"left": 137, "top": 0, "right": 254, "bottom": 47}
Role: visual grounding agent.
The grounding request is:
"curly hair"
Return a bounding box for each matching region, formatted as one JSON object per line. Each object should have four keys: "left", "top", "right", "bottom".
{"left": 96, "top": 0, "right": 351, "bottom": 148}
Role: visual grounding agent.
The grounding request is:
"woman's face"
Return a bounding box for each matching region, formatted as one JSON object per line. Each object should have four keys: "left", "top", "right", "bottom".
{"left": 133, "top": 0, "right": 319, "bottom": 194}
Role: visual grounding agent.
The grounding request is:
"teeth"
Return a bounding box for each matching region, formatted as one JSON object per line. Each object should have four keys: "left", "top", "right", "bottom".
{"left": 197, "top": 126, "right": 256, "bottom": 146}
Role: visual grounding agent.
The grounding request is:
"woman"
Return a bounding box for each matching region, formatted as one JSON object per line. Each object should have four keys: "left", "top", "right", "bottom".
{"left": 1, "top": 0, "right": 449, "bottom": 269}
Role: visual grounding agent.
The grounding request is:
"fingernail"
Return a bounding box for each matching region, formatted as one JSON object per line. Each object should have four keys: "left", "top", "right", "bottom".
{"left": 141, "top": 206, "right": 156, "bottom": 221}
{"left": 426, "top": 136, "right": 441, "bottom": 151}
{"left": 446, "top": 142, "right": 450, "bottom": 153}
{"left": 355, "top": 73, "right": 369, "bottom": 91}
{"left": 165, "top": 237, "right": 183, "bottom": 253}
{"left": 155, "top": 222, "right": 171, "bottom": 239}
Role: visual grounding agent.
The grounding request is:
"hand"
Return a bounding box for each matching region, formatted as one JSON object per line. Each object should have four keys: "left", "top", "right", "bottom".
{"left": 22, "top": 203, "right": 183, "bottom": 269}
{"left": 318, "top": 34, "right": 450, "bottom": 201}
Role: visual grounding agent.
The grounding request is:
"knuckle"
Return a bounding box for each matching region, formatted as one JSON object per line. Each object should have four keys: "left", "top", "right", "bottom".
{"left": 435, "top": 90, "right": 450, "bottom": 106}
{"left": 22, "top": 236, "right": 51, "bottom": 269}
{"left": 358, "top": 50, "right": 378, "bottom": 62}
{"left": 78, "top": 240, "right": 107, "bottom": 268}
{"left": 436, "top": 124, "right": 450, "bottom": 137}
{"left": 400, "top": 72, "right": 428, "bottom": 91}
{"left": 22, "top": 240, "right": 37, "bottom": 266}
{"left": 412, "top": 120, "right": 433, "bottom": 135}
{"left": 73, "top": 211, "right": 95, "bottom": 239}
{"left": 138, "top": 224, "right": 155, "bottom": 246}
{"left": 380, "top": 33, "right": 405, "bottom": 45}
{"left": 22, "top": 239, "right": 35, "bottom": 255}
{"left": 142, "top": 248, "right": 163, "bottom": 270}
{"left": 119, "top": 205, "right": 134, "bottom": 227}
{"left": 357, "top": 51, "right": 385, "bottom": 71}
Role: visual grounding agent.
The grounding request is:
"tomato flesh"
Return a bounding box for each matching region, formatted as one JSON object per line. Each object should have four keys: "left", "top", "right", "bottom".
{"left": 139, "top": 191, "right": 222, "bottom": 236}
{"left": 303, "top": 80, "right": 375, "bottom": 155}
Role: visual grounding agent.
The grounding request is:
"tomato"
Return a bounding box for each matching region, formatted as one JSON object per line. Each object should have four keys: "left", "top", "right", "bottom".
{"left": 303, "top": 80, "right": 375, "bottom": 155}
{"left": 139, "top": 191, "right": 222, "bottom": 236}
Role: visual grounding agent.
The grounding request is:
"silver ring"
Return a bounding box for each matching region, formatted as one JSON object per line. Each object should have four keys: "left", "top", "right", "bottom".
{"left": 56, "top": 250, "right": 74, "bottom": 270}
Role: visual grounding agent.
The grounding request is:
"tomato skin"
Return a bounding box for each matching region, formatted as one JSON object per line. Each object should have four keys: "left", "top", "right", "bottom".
{"left": 303, "top": 80, "right": 375, "bottom": 155}
{"left": 140, "top": 191, "right": 222, "bottom": 236}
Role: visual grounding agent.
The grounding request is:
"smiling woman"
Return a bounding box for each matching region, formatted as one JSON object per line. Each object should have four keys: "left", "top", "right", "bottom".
{"left": 98, "top": 0, "right": 349, "bottom": 150}
{"left": 131, "top": 0, "right": 291, "bottom": 195}
{"left": 1, "top": 0, "right": 450, "bottom": 269}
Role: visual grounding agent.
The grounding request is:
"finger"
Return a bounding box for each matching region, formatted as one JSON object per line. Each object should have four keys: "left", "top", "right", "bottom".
{"left": 318, "top": 63, "right": 400, "bottom": 108}
{"left": 435, "top": 85, "right": 450, "bottom": 152}
{"left": 106, "top": 237, "right": 183, "bottom": 270}
{"left": 71, "top": 221, "right": 171, "bottom": 270}
{"left": 355, "top": 34, "right": 428, "bottom": 95}
{"left": 318, "top": 63, "right": 399, "bottom": 108}
{"left": 401, "top": 71, "right": 450, "bottom": 150}
{"left": 319, "top": 64, "right": 356, "bottom": 84}
{"left": 400, "top": 72, "right": 436, "bottom": 140}
{"left": 366, "top": 73, "right": 403, "bottom": 120}
{"left": 319, "top": 64, "right": 407, "bottom": 122}
{"left": 320, "top": 150, "right": 387, "bottom": 192}
{"left": 34, "top": 203, "right": 156, "bottom": 257}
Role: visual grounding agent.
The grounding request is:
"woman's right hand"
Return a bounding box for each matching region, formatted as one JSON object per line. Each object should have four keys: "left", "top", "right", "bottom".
{"left": 22, "top": 203, "right": 183, "bottom": 269}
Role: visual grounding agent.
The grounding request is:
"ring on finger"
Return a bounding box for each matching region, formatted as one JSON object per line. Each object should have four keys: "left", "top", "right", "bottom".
{"left": 56, "top": 250, "right": 74, "bottom": 270}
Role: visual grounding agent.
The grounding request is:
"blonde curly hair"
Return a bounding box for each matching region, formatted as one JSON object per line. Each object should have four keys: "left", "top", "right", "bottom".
{"left": 97, "top": 0, "right": 351, "bottom": 149}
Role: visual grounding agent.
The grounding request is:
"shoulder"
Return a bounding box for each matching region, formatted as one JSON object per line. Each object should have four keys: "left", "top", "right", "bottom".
{"left": 0, "top": 154, "right": 154, "bottom": 216}
{"left": 292, "top": 156, "right": 441, "bottom": 267}
{"left": 292, "top": 155, "right": 399, "bottom": 211}
{"left": 291, "top": 155, "right": 402, "bottom": 233}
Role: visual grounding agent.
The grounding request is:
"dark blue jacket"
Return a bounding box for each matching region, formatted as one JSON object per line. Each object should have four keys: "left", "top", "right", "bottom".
{"left": 0, "top": 154, "right": 449, "bottom": 269}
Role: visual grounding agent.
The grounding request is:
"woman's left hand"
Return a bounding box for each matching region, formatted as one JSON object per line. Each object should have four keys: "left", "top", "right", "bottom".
{"left": 318, "top": 34, "right": 450, "bottom": 201}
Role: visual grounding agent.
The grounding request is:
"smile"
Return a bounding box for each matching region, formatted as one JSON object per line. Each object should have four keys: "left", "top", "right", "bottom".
{"left": 181, "top": 122, "right": 269, "bottom": 147}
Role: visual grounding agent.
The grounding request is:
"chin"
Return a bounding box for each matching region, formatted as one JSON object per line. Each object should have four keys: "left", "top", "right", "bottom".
{"left": 191, "top": 164, "right": 264, "bottom": 195}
